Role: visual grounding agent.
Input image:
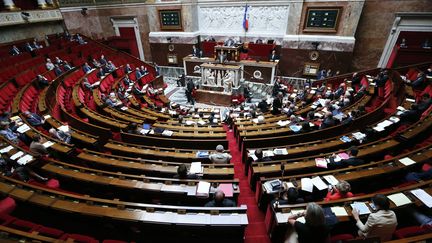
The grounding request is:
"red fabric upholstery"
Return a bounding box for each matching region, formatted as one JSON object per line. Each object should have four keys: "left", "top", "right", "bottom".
{"left": 45, "top": 179, "right": 60, "bottom": 189}
{"left": 0, "top": 214, "right": 16, "bottom": 225}
{"left": 35, "top": 226, "right": 64, "bottom": 238}
{"left": 7, "top": 219, "right": 39, "bottom": 232}
{"left": 103, "top": 240, "right": 129, "bottom": 243}
{"left": 0, "top": 197, "right": 16, "bottom": 215}
{"left": 394, "top": 226, "right": 428, "bottom": 239}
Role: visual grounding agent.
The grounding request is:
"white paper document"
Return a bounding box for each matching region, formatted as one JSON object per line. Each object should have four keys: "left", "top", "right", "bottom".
{"left": 331, "top": 206, "right": 348, "bottom": 216}
{"left": 263, "top": 150, "right": 275, "bottom": 157}
{"left": 323, "top": 175, "right": 339, "bottom": 186}
{"left": 311, "top": 177, "right": 328, "bottom": 190}
{"left": 0, "top": 146, "right": 14, "bottom": 154}
{"left": 398, "top": 157, "right": 416, "bottom": 166}
{"left": 17, "top": 154, "right": 33, "bottom": 165}
{"left": 273, "top": 148, "right": 288, "bottom": 155}
{"left": 43, "top": 141, "right": 55, "bottom": 148}
{"left": 411, "top": 189, "right": 432, "bottom": 208}
{"left": 388, "top": 193, "right": 412, "bottom": 207}
{"left": 17, "top": 124, "right": 30, "bottom": 133}
{"left": 189, "top": 162, "right": 203, "bottom": 174}
{"left": 58, "top": 125, "right": 70, "bottom": 133}
{"left": 10, "top": 151, "right": 24, "bottom": 160}
{"left": 301, "top": 178, "right": 313, "bottom": 192}
{"left": 196, "top": 181, "right": 211, "bottom": 196}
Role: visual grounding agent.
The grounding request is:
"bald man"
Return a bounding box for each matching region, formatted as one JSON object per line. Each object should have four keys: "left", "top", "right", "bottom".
{"left": 205, "top": 190, "right": 236, "bottom": 207}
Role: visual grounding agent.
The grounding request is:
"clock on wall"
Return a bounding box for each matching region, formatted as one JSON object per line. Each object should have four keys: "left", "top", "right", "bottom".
{"left": 309, "top": 50, "right": 319, "bottom": 61}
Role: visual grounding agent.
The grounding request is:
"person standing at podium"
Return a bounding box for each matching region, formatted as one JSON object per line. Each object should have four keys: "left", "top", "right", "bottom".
{"left": 218, "top": 50, "right": 227, "bottom": 64}
{"left": 269, "top": 49, "right": 279, "bottom": 62}
{"left": 192, "top": 45, "right": 201, "bottom": 57}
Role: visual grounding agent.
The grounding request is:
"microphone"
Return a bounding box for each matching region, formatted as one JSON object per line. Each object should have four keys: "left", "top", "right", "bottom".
{"left": 281, "top": 163, "right": 285, "bottom": 177}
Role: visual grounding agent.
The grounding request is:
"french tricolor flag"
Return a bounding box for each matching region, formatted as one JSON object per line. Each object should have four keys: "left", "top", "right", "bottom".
{"left": 243, "top": 4, "right": 249, "bottom": 31}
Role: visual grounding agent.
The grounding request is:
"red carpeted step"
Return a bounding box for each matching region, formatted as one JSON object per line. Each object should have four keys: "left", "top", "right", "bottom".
{"left": 245, "top": 222, "right": 268, "bottom": 236}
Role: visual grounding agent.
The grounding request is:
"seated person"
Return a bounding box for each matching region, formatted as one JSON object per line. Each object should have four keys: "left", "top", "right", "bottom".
{"left": 124, "top": 64, "right": 132, "bottom": 73}
{"left": 328, "top": 146, "right": 365, "bottom": 168}
{"left": 24, "top": 42, "right": 34, "bottom": 53}
{"left": 82, "top": 77, "right": 95, "bottom": 90}
{"left": 82, "top": 62, "right": 92, "bottom": 73}
{"left": 10, "top": 45, "right": 20, "bottom": 56}
{"left": 54, "top": 64, "right": 63, "bottom": 77}
{"left": 258, "top": 99, "right": 269, "bottom": 113}
{"left": 209, "top": 145, "right": 232, "bottom": 164}
{"left": 7, "top": 160, "right": 48, "bottom": 182}
{"left": 192, "top": 45, "right": 201, "bottom": 57}
{"left": 319, "top": 112, "right": 336, "bottom": 129}
{"left": 135, "top": 67, "right": 142, "bottom": 80}
{"left": 123, "top": 75, "right": 133, "bottom": 86}
{"left": 352, "top": 194, "right": 397, "bottom": 241}
{"left": 174, "top": 164, "right": 199, "bottom": 179}
{"left": 400, "top": 94, "right": 432, "bottom": 122}
{"left": 254, "top": 149, "right": 272, "bottom": 162}
{"left": 405, "top": 165, "right": 432, "bottom": 182}
{"left": 54, "top": 56, "right": 63, "bottom": 65}
{"left": 324, "top": 180, "right": 353, "bottom": 201}
{"left": 276, "top": 186, "right": 304, "bottom": 205}
{"left": 287, "top": 203, "right": 330, "bottom": 243}
{"left": 49, "top": 127, "right": 72, "bottom": 144}
{"left": 99, "top": 55, "right": 108, "bottom": 66}
{"left": 0, "top": 121, "right": 20, "bottom": 144}
{"left": 96, "top": 68, "right": 105, "bottom": 79}
{"left": 23, "top": 111, "right": 44, "bottom": 126}
{"left": 104, "top": 61, "right": 116, "bottom": 73}
{"left": 45, "top": 58, "right": 55, "bottom": 71}
{"left": 92, "top": 58, "right": 102, "bottom": 68}
{"left": 205, "top": 190, "right": 236, "bottom": 207}
{"left": 63, "top": 61, "right": 73, "bottom": 71}
{"left": 29, "top": 134, "right": 49, "bottom": 157}
{"left": 32, "top": 38, "right": 43, "bottom": 49}
{"left": 407, "top": 72, "right": 427, "bottom": 90}
{"left": 140, "top": 66, "right": 148, "bottom": 76}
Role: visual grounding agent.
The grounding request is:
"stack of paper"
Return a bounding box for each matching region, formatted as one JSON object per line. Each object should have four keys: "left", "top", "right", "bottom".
{"left": 388, "top": 193, "right": 412, "bottom": 206}
{"left": 301, "top": 178, "right": 313, "bottom": 192}
{"left": 411, "top": 189, "right": 432, "bottom": 208}
{"left": 315, "top": 158, "right": 328, "bottom": 168}
{"left": 43, "top": 115, "right": 51, "bottom": 120}
{"left": 331, "top": 206, "right": 348, "bottom": 216}
{"left": 398, "top": 157, "right": 416, "bottom": 166}
{"left": 161, "top": 130, "right": 173, "bottom": 137}
{"left": 389, "top": 116, "right": 400, "bottom": 123}
{"left": 273, "top": 148, "right": 288, "bottom": 155}
{"left": 0, "top": 146, "right": 14, "bottom": 154}
{"left": 17, "top": 124, "right": 30, "bottom": 133}
{"left": 277, "top": 120, "right": 289, "bottom": 127}
{"left": 252, "top": 118, "right": 259, "bottom": 124}
{"left": 196, "top": 181, "right": 211, "bottom": 197}
{"left": 323, "top": 175, "right": 339, "bottom": 186}
{"left": 340, "top": 136, "right": 352, "bottom": 143}
{"left": 17, "top": 154, "right": 33, "bottom": 165}
{"left": 58, "top": 125, "right": 70, "bottom": 133}
{"left": 289, "top": 125, "right": 302, "bottom": 132}
{"left": 397, "top": 106, "right": 406, "bottom": 111}
{"left": 314, "top": 113, "right": 324, "bottom": 118}
{"left": 185, "top": 120, "right": 196, "bottom": 125}
{"left": 189, "top": 162, "right": 203, "bottom": 174}
{"left": 196, "top": 151, "right": 209, "bottom": 158}
{"left": 311, "top": 177, "right": 328, "bottom": 190}
{"left": 352, "top": 132, "right": 367, "bottom": 141}
{"left": 263, "top": 150, "right": 275, "bottom": 157}
{"left": 10, "top": 151, "right": 24, "bottom": 160}
{"left": 43, "top": 141, "right": 55, "bottom": 148}
{"left": 350, "top": 202, "right": 371, "bottom": 215}
{"left": 120, "top": 106, "right": 128, "bottom": 111}
{"left": 197, "top": 120, "right": 206, "bottom": 125}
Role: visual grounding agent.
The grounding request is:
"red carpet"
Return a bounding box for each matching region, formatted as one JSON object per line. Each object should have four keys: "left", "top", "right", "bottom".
{"left": 224, "top": 125, "right": 271, "bottom": 243}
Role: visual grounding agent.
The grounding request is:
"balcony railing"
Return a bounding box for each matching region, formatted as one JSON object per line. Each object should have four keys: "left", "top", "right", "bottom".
{"left": 0, "top": 9, "right": 63, "bottom": 27}
{"left": 58, "top": 0, "right": 148, "bottom": 7}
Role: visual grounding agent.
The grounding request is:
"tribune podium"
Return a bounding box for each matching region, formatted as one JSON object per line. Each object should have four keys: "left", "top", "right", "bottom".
{"left": 214, "top": 46, "right": 241, "bottom": 62}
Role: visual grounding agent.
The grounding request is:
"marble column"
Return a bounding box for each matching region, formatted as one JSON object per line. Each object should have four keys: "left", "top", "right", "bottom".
{"left": 37, "top": 0, "right": 48, "bottom": 9}
{"left": 3, "top": 0, "right": 20, "bottom": 10}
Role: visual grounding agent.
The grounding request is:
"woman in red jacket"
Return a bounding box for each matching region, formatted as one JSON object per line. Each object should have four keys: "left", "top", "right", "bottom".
{"left": 325, "top": 180, "right": 353, "bottom": 201}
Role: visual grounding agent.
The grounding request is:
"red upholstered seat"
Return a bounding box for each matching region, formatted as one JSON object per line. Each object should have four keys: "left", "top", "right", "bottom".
{"left": 394, "top": 226, "right": 428, "bottom": 239}
{"left": 330, "top": 234, "right": 355, "bottom": 243}
{"left": 0, "top": 214, "right": 16, "bottom": 225}
{"left": 7, "top": 219, "right": 39, "bottom": 232}
{"left": 103, "top": 240, "right": 129, "bottom": 243}
{"left": 0, "top": 197, "right": 16, "bottom": 215}
{"left": 35, "top": 225, "right": 64, "bottom": 238}
{"left": 45, "top": 179, "right": 60, "bottom": 189}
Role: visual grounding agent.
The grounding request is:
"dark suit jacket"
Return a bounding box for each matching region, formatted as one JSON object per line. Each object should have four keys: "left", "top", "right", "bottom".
{"left": 328, "top": 157, "right": 365, "bottom": 169}
{"left": 272, "top": 98, "right": 282, "bottom": 115}
{"left": 269, "top": 54, "right": 279, "bottom": 62}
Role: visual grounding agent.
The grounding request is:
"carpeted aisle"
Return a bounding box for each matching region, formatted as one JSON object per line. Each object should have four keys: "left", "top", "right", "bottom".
{"left": 224, "top": 125, "right": 271, "bottom": 243}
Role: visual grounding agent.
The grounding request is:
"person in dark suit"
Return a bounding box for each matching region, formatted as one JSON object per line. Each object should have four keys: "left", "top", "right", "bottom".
{"left": 96, "top": 68, "right": 105, "bottom": 79}
{"left": 54, "top": 64, "right": 63, "bottom": 77}
{"left": 272, "top": 79, "right": 284, "bottom": 97}
{"left": 258, "top": 99, "right": 269, "bottom": 113}
{"left": 374, "top": 69, "right": 389, "bottom": 87}
{"left": 205, "top": 191, "right": 236, "bottom": 207}
{"left": 140, "top": 66, "right": 149, "bottom": 77}
{"left": 192, "top": 45, "right": 201, "bottom": 57}
{"left": 82, "top": 63, "right": 92, "bottom": 73}
{"left": 400, "top": 93, "right": 432, "bottom": 122}
{"left": 134, "top": 68, "right": 142, "bottom": 80}
{"left": 410, "top": 72, "right": 427, "bottom": 90}
{"left": 333, "top": 83, "right": 345, "bottom": 100}
{"left": 123, "top": 75, "right": 133, "bottom": 86}
{"left": 351, "top": 72, "right": 362, "bottom": 87}
{"left": 328, "top": 146, "right": 365, "bottom": 169}
{"left": 217, "top": 50, "right": 227, "bottom": 64}
{"left": 63, "top": 61, "right": 73, "bottom": 71}
{"left": 35, "top": 75, "right": 49, "bottom": 89}
{"left": 186, "top": 79, "right": 195, "bottom": 105}
{"left": 23, "top": 111, "right": 44, "bottom": 127}
{"left": 10, "top": 45, "right": 20, "bottom": 56}
{"left": 272, "top": 92, "right": 283, "bottom": 115}
{"left": 269, "top": 50, "right": 279, "bottom": 62}
{"left": 24, "top": 42, "right": 34, "bottom": 52}
{"left": 99, "top": 55, "right": 108, "bottom": 66}
{"left": 124, "top": 64, "right": 132, "bottom": 74}
{"left": 177, "top": 74, "right": 185, "bottom": 87}
{"left": 320, "top": 112, "right": 336, "bottom": 129}
{"left": 254, "top": 149, "right": 272, "bottom": 162}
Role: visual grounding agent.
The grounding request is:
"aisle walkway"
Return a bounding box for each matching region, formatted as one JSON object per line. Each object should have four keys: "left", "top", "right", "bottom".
{"left": 224, "top": 125, "right": 271, "bottom": 243}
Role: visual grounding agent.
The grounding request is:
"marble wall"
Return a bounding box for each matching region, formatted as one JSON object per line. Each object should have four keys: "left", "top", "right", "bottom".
{"left": 351, "top": 0, "right": 432, "bottom": 70}
{"left": 0, "top": 21, "right": 64, "bottom": 44}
